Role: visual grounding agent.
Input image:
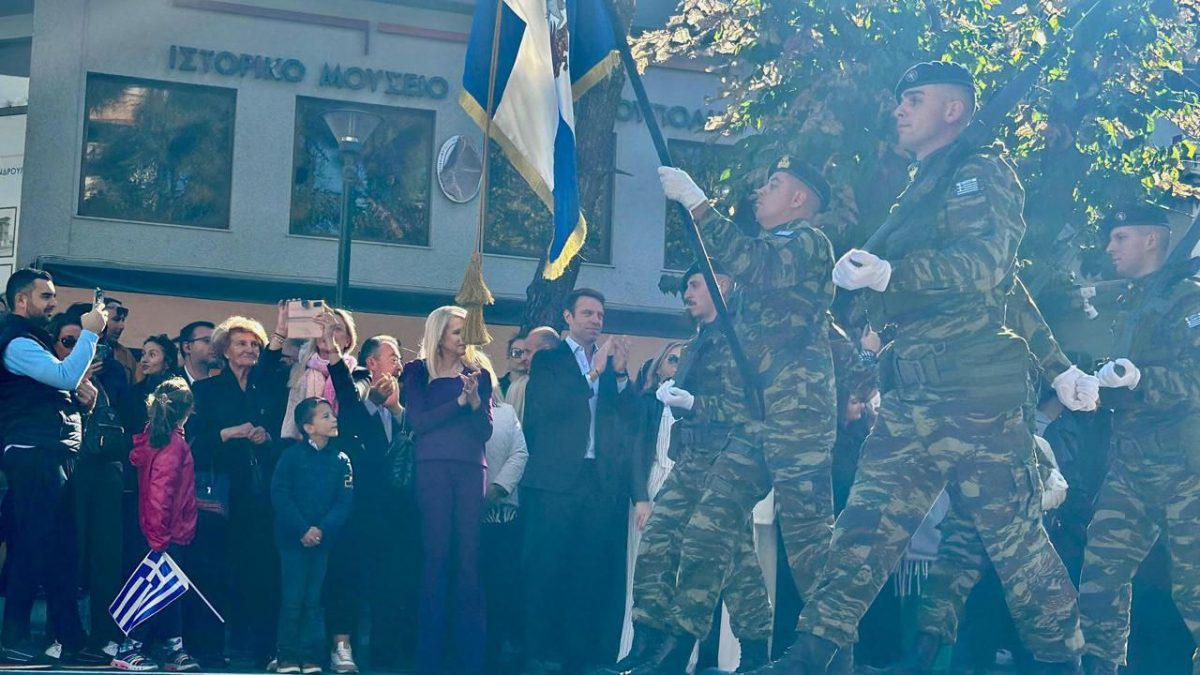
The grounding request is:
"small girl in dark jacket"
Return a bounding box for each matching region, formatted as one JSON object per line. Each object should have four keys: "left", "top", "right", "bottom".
{"left": 271, "top": 397, "right": 354, "bottom": 675}
{"left": 114, "top": 377, "right": 200, "bottom": 672}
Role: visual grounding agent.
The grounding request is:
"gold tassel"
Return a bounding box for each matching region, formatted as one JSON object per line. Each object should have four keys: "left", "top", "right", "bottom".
{"left": 455, "top": 251, "right": 494, "bottom": 346}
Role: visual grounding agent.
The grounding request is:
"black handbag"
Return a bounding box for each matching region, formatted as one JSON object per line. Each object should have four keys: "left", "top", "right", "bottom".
{"left": 81, "top": 389, "right": 131, "bottom": 463}
{"left": 387, "top": 412, "right": 416, "bottom": 491}
{"left": 195, "top": 455, "right": 231, "bottom": 517}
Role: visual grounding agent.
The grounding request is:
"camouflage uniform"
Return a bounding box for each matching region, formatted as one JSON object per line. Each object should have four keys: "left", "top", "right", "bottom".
{"left": 1079, "top": 271, "right": 1200, "bottom": 668}
{"left": 794, "top": 146, "right": 1083, "bottom": 663}
{"left": 657, "top": 205, "right": 837, "bottom": 640}
{"left": 631, "top": 319, "right": 773, "bottom": 642}
{"left": 915, "top": 275, "right": 1077, "bottom": 652}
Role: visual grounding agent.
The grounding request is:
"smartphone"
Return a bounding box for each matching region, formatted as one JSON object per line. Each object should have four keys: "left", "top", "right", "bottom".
{"left": 287, "top": 299, "right": 327, "bottom": 339}
{"left": 92, "top": 343, "right": 111, "bottom": 364}
{"left": 94, "top": 287, "right": 105, "bottom": 306}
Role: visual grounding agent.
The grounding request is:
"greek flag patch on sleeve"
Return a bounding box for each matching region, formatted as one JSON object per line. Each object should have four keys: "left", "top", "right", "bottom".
{"left": 954, "top": 178, "right": 981, "bottom": 197}
{"left": 1187, "top": 312, "right": 1200, "bottom": 329}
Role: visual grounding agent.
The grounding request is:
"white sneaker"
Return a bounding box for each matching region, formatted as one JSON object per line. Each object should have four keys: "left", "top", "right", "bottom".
{"left": 330, "top": 643, "right": 358, "bottom": 674}
{"left": 43, "top": 643, "right": 62, "bottom": 660}
{"left": 103, "top": 643, "right": 120, "bottom": 658}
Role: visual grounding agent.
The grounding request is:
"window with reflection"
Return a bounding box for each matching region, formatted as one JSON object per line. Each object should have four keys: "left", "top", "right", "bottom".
{"left": 79, "top": 73, "right": 235, "bottom": 228}
{"left": 483, "top": 133, "right": 613, "bottom": 264}
{"left": 290, "top": 97, "right": 433, "bottom": 246}
{"left": 664, "top": 139, "right": 735, "bottom": 270}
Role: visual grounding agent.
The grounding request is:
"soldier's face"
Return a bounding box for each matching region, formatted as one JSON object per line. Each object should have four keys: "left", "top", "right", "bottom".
{"left": 893, "top": 85, "right": 967, "bottom": 159}
{"left": 753, "top": 172, "right": 807, "bottom": 229}
{"left": 1106, "top": 225, "right": 1162, "bottom": 278}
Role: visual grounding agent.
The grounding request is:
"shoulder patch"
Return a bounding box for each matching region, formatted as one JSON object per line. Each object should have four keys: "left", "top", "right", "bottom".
{"left": 954, "top": 177, "right": 981, "bottom": 197}
{"left": 1187, "top": 312, "right": 1200, "bottom": 329}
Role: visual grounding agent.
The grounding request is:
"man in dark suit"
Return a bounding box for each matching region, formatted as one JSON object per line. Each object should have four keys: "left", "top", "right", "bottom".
{"left": 325, "top": 335, "right": 418, "bottom": 673}
{"left": 522, "top": 289, "right": 635, "bottom": 674}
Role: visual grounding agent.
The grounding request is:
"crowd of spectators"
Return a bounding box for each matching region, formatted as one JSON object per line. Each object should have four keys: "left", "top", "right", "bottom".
{"left": 0, "top": 267, "right": 1192, "bottom": 675}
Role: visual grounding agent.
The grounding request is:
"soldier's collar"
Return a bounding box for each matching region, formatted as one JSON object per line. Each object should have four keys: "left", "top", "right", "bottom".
{"left": 770, "top": 218, "right": 810, "bottom": 237}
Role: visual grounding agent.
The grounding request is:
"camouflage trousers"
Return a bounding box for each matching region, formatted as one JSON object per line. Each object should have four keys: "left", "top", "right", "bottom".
{"left": 743, "top": 407, "right": 838, "bottom": 601}
{"left": 631, "top": 445, "right": 774, "bottom": 640}
{"left": 1079, "top": 438, "right": 1200, "bottom": 667}
{"left": 795, "top": 393, "right": 1083, "bottom": 660}
{"left": 915, "top": 491, "right": 1082, "bottom": 662}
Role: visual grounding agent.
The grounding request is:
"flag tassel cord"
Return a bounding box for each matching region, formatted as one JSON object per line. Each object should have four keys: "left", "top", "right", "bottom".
{"left": 455, "top": 0, "right": 504, "bottom": 346}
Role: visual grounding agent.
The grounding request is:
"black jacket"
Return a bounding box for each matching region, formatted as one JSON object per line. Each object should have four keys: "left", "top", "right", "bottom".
{"left": 326, "top": 359, "right": 398, "bottom": 508}
{"left": 521, "top": 340, "right": 634, "bottom": 497}
{"left": 629, "top": 388, "right": 666, "bottom": 504}
{"left": 186, "top": 347, "right": 288, "bottom": 504}
{"left": 0, "top": 314, "right": 82, "bottom": 453}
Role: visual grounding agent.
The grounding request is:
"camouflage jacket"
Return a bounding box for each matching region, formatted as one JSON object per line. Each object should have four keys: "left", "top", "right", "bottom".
{"left": 870, "top": 145, "right": 1032, "bottom": 400}
{"left": 1005, "top": 275, "right": 1073, "bottom": 385}
{"left": 669, "top": 319, "right": 743, "bottom": 457}
{"left": 872, "top": 145, "right": 1025, "bottom": 353}
{"left": 696, "top": 207, "right": 836, "bottom": 412}
{"left": 1103, "top": 271, "right": 1200, "bottom": 439}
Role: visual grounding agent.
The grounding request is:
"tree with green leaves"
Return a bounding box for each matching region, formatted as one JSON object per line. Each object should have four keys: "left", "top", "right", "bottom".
{"left": 633, "top": 0, "right": 1200, "bottom": 302}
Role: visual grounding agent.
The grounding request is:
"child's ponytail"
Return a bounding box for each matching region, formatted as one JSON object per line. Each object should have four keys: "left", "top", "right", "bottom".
{"left": 145, "top": 377, "right": 194, "bottom": 449}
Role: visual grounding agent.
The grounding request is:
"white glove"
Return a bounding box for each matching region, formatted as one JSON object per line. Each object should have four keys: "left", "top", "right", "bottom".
{"left": 655, "top": 379, "right": 695, "bottom": 410}
{"left": 1041, "top": 467, "right": 1069, "bottom": 511}
{"left": 658, "top": 167, "right": 708, "bottom": 210}
{"left": 1050, "top": 366, "right": 1099, "bottom": 412}
{"left": 832, "top": 249, "right": 893, "bottom": 292}
{"left": 1096, "top": 358, "right": 1141, "bottom": 390}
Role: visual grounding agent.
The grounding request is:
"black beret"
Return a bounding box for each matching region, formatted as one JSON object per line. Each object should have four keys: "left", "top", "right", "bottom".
{"left": 680, "top": 258, "right": 729, "bottom": 293}
{"left": 771, "top": 155, "right": 832, "bottom": 212}
{"left": 895, "top": 61, "right": 976, "bottom": 102}
{"left": 1099, "top": 205, "right": 1172, "bottom": 238}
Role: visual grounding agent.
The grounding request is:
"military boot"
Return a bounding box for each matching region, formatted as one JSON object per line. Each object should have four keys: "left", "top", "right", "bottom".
{"left": 827, "top": 646, "right": 856, "bottom": 675}
{"left": 1080, "top": 655, "right": 1117, "bottom": 675}
{"left": 736, "top": 640, "right": 770, "bottom": 673}
{"left": 742, "top": 632, "right": 838, "bottom": 675}
{"left": 1030, "top": 657, "right": 1082, "bottom": 675}
{"left": 630, "top": 632, "right": 696, "bottom": 675}
{"left": 869, "top": 632, "right": 940, "bottom": 675}
{"left": 606, "top": 624, "right": 669, "bottom": 675}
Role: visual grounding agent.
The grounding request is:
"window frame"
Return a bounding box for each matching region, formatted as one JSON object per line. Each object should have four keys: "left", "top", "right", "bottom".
{"left": 76, "top": 72, "right": 238, "bottom": 231}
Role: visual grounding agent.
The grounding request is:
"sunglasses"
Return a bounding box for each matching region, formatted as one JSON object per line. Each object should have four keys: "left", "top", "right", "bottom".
{"left": 509, "top": 348, "right": 527, "bottom": 358}
{"left": 666, "top": 354, "right": 680, "bottom": 364}
{"left": 113, "top": 309, "right": 129, "bottom": 320}
{"left": 59, "top": 335, "right": 78, "bottom": 348}
{"left": 184, "top": 336, "right": 211, "bottom": 345}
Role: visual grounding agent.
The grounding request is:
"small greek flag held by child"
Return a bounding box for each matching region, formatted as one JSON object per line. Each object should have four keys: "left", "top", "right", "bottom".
{"left": 110, "top": 550, "right": 223, "bottom": 635}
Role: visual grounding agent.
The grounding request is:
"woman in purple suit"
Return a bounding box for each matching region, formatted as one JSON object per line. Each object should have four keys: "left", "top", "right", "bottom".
{"left": 401, "top": 305, "right": 494, "bottom": 675}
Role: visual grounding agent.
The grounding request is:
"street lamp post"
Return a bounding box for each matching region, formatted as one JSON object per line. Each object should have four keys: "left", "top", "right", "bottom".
{"left": 322, "top": 108, "right": 381, "bottom": 309}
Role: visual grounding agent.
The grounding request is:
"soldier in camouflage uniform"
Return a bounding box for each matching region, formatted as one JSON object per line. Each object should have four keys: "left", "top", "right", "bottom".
{"left": 1079, "top": 206, "right": 1200, "bottom": 675}
{"left": 619, "top": 261, "right": 774, "bottom": 674}
{"left": 615, "top": 156, "right": 837, "bottom": 674}
{"left": 749, "top": 62, "right": 1084, "bottom": 675}
{"left": 898, "top": 275, "right": 1099, "bottom": 672}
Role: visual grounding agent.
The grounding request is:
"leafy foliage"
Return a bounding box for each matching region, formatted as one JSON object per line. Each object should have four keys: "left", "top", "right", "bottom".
{"left": 634, "top": 0, "right": 1200, "bottom": 289}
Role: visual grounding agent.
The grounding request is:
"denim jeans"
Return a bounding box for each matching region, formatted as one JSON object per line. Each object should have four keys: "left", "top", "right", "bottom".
{"left": 276, "top": 547, "right": 328, "bottom": 664}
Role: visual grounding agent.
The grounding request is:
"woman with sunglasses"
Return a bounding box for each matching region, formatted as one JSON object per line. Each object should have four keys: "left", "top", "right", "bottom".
{"left": 618, "top": 340, "right": 686, "bottom": 658}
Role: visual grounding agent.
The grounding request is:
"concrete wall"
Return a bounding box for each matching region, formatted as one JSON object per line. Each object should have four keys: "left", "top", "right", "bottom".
{"left": 20, "top": 0, "right": 727, "bottom": 318}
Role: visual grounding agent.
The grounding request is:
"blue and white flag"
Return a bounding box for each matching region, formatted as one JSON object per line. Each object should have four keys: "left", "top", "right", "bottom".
{"left": 109, "top": 550, "right": 190, "bottom": 635}
{"left": 461, "top": 0, "right": 618, "bottom": 279}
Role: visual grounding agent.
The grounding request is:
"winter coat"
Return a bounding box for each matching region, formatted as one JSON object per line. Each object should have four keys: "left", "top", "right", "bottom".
{"left": 130, "top": 428, "right": 198, "bottom": 551}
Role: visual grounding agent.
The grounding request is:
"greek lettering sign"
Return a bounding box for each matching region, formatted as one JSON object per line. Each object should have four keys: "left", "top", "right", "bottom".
{"left": 167, "top": 45, "right": 450, "bottom": 100}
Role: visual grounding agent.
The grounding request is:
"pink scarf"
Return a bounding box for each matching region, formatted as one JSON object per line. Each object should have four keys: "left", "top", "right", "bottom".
{"left": 304, "top": 352, "right": 358, "bottom": 414}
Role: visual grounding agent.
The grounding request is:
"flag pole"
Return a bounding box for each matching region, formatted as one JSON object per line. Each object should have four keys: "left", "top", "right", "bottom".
{"left": 597, "top": 0, "right": 765, "bottom": 420}
{"left": 456, "top": 0, "right": 506, "bottom": 346}
{"left": 162, "top": 551, "right": 225, "bottom": 624}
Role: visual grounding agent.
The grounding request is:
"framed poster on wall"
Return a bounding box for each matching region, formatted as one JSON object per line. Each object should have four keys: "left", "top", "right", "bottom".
{"left": 0, "top": 263, "right": 13, "bottom": 293}
{"left": 0, "top": 207, "right": 15, "bottom": 258}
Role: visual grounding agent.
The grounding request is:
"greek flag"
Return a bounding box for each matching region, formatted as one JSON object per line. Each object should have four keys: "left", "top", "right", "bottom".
{"left": 461, "top": 0, "right": 618, "bottom": 279}
{"left": 109, "top": 550, "right": 190, "bottom": 635}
